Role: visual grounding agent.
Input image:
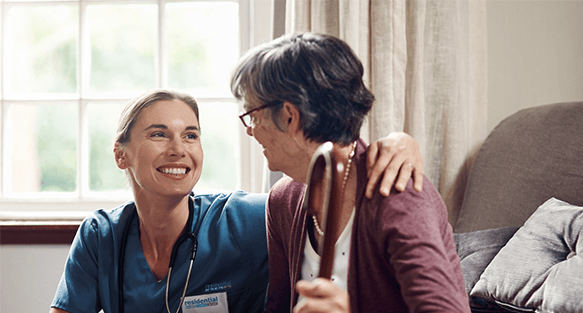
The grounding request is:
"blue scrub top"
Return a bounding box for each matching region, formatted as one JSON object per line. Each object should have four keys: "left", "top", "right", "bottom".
{"left": 51, "top": 191, "right": 269, "bottom": 313}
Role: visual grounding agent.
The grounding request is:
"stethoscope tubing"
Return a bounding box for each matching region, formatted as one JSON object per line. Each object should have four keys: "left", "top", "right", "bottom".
{"left": 166, "top": 258, "right": 194, "bottom": 313}
{"left": 118, "top": 196, "right": 206, "bottom": 313}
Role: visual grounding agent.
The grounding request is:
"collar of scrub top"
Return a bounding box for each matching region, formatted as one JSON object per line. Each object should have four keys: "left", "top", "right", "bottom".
{"left": 118, "top": 192, "right": 205, "bottom": 313}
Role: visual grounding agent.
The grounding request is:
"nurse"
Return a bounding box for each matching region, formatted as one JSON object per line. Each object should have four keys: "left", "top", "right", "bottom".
{"left": 50, "top": 89, "right": 423, "bottom": 313}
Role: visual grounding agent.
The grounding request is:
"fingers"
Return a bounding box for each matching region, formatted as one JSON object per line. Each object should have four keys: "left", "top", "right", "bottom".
{"left": 365, "top": 132, "right": 425, "bottom": 197}
{"left": 365, "top": 141, "right": 389, "bottom": 199}
{"left": 365, "top": 134, "right": 407, "bottom": 197}
{"left": 392, "top": 161, "right": 413, "bottom": 192}
{"left": 365, "top": 140, "right": 380, "bottom": 176}
{"left": 391, "top": 138, "right": 424, "bottom": 192}
{"left": 295, "top": 278, "right": 328, "bottom": 298}
{"left": 413, "top": 161, "right": 424, "bottom": 192}
{"left": 392, "top": 159, "right": 424, "bottom": 192}
{"left": 294, "top": 279, "right": 350, "bottom": 313}
{"left": 374, "top": 155, "right": 401, "bottom": 196}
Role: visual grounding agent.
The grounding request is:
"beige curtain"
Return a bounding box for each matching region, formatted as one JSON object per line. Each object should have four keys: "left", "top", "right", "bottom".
{"left": 285, "top": 0, "right": 488, "bottom": 221}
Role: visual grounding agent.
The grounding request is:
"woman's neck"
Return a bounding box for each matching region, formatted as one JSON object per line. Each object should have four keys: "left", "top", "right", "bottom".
{"left": 308, "top": 141, "right": 358, "bottom": 247}
{"left": 290, "top": 141, "right": 356, "bottom": 184}
{"left": 136, "top": 195, "right": 189, "bottom": 242}
{"left": 135, "top": 195, "right": 190, "bottom": 280}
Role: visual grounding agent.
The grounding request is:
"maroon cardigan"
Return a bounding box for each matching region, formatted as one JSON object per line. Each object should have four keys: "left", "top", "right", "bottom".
{"left": 265, "top": 138, "right": 470, "bottom": 313}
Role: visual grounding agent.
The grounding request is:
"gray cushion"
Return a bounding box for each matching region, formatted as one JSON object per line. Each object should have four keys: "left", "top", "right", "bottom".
{"left": 470, "top": 198, "right": 583, "bottom": 312}
{"left": 454, "top": 227, "right": 519, "bottom": 312}
{"left": 454, "top": 226, "right": 519, "bottom": 295}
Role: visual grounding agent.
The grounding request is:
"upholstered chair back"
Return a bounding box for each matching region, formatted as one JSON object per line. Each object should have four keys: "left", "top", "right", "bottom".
{"left": 454, "top": 101, "right": 583, "bottom": 233}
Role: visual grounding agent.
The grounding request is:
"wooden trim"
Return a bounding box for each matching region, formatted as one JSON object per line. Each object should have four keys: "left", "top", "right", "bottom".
{"left": 0, "top": 223, "right": 79, "bottom": 245}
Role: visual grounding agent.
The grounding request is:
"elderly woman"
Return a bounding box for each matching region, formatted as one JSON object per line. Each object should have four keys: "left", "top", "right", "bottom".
{"left": 49, "top": 89, "right": 423, "bottom": 313}
{"left": 231, "top": 33, "right": 470, "bottom": 313}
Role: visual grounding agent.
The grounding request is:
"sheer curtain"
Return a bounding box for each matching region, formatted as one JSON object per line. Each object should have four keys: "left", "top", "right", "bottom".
{"left": 284, "top": 0, "right": 487, "bottom": 222}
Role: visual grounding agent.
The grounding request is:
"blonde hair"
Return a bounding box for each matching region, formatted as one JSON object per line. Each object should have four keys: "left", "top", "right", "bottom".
{"left": 115, "top": 89, "right": 199, "bottom": 147}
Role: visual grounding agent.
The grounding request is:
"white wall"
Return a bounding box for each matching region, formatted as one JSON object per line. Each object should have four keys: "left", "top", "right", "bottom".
{"left": 2, "top": 1, "right": 583, "bottom": 312}
{"left": 0, "top": 245, "right": 70, "bottom": 312}
{"left": 487, "top": 0, "right": 583, "bottom": 132}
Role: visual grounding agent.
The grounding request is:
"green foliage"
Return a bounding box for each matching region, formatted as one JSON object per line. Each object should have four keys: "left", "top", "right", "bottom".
{"left": 9, "top": 5, "right": 78, "bottom": 94}
{"left": 36, "top": 105, "right": 78, "bottom": 192}
{"left": 197, "top": 102, "right": 238, "bottom": 190}
{"left": 88, "top": 103, "right": 127, "bottom": 191}
{"left": 88, "top": 4, "right": 157, "bottom": 92}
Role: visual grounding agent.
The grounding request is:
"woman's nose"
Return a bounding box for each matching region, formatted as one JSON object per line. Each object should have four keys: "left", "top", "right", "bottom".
{"left": 168, "top": 137, "right": 186, "bottom": 157}
{"left": 246, "top": 125, "right": 253, "bottom": 137}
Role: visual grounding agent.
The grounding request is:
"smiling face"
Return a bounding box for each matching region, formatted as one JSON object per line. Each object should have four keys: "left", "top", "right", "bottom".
{"left": 244, "top": 101, "right": 312, "bottom": 182}
{"left": 246, "top": 109, "right": 289, "bottom": 173}
{"left": 115, "top": 99, "right": 203, "bottom": 202}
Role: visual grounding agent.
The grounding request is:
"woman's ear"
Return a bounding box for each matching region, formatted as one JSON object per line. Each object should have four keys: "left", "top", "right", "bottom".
{"left": 281, "top": 101, "right": 308, "bottom": 149}
{"left": 114, "top": 143, "right": 128, "bottom": 170}
{"left": 281, "top": 101, "right": 301, "bottom": 135}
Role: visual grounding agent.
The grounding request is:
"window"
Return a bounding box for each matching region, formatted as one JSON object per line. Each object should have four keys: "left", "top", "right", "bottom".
{"left": 0, "top": 0, "right": 267, "bottom": 214}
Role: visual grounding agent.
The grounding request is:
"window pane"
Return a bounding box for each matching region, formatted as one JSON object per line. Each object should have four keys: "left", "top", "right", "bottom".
{"left": 165, "top": 2, "right": 239, "bottom": 96}
{"left": 4, "top": 5, "right": 78, "bottom": 96}
{"left": 7, "top": 103, "right": 78, "bottom": 193}
{"left": 195, "top": 101, "right": 239, "bottom": 191}
{"left": 87, "top": 102, "right": 127, "bottom": 192}
{"left": 0, "top": 104, "right": 3, "bottom": 196}
{"left": 87, "top": 4, "right": 157, "bottom": 94}
{"left": 0, "top": 5, "right": 2, "bottom": 100}
{"left": 8, "top": 0, "right": 76, "bottom": 2}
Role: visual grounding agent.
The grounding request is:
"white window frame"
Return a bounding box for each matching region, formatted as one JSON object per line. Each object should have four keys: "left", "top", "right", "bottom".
{"left": 0, "top": 0, "right": 274, "bottom": 219}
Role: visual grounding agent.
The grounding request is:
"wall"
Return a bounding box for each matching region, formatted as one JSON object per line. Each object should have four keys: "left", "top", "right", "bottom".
{"left": 2, "top": 1, "right": 583, "bottom": 312}
{"left": 0, "top": 245, "right": 70, "bottom": 312}
{"left": 486, "top": 0, "right": 583, "bottom": 132}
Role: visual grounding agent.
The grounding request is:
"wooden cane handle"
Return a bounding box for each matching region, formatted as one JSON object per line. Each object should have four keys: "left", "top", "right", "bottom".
{"left": 303, "top": 142, "right": 345, "bottom": 279}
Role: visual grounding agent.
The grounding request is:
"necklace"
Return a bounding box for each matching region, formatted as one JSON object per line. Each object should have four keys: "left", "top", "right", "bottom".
{"left": 312, "top": 141, "right": 357, "bottom": 236}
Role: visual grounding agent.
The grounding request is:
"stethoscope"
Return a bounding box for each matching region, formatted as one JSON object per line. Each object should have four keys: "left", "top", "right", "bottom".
{"left": 118, "top": 194, "right": 208, "bottom": 313}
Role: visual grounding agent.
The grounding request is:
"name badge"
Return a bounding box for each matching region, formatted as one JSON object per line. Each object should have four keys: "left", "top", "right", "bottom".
{"left": 182, "top": 292, "right": 229, "bottom": 313}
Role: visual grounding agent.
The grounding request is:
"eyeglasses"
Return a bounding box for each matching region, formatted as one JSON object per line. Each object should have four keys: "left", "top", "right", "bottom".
{"left": 238, "top": 100, "right": 282, "bottom": 128}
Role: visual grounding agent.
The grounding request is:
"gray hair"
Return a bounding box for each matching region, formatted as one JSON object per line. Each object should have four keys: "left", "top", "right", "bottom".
{"left": 230, "top": 32, "right": 374, "bottom": 145}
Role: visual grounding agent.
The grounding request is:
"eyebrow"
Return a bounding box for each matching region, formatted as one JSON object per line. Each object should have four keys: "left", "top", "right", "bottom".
{"left": 144, "top": 124, "right": 200, "bottom": 131}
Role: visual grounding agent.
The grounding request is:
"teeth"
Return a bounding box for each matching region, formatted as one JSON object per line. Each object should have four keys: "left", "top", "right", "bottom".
{"left": 160, "top": 168, "right": 187, "bottom": 175}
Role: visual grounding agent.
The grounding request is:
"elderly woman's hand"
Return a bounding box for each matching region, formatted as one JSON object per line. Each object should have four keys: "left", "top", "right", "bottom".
{"left": 365, "top": 132, "right": 424, "bottom": 198}
{"left": 293, "top": 279, "right": 350, "bottom": 313}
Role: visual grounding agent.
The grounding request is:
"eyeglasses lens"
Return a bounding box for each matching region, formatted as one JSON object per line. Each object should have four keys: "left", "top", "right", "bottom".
{"left": 243, "top": 114, "right": 252, "bottom": 127}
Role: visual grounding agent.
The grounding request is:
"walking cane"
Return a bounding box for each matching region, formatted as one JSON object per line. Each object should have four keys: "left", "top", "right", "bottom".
{"left": 303, "top": 142, "right": 347, "bottom": 279}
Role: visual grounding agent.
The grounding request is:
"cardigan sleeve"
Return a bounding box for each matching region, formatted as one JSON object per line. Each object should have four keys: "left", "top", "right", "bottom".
{"left": 368, "top": 178, "right": 469, "bottom": 313}
{"left": 264, "top": 177, "right": 295, "bottom": 313}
